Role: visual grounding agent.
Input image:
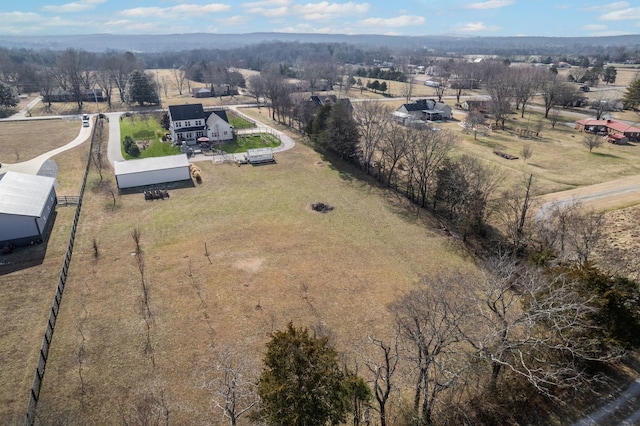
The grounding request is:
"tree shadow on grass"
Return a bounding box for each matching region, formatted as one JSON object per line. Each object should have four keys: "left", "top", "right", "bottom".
{"left": 591, "top": 152, "right": 621, "bottom": 159}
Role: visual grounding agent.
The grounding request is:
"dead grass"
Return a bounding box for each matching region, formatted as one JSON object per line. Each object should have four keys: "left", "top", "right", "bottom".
{"left": 0, "top": 119, "right": 80, "bottom": 163}
{"left": 29, "top": 138, "right": 477, "bottom": 424}
{"left": 0, "top": 135, "right": 91, "bottom": 423}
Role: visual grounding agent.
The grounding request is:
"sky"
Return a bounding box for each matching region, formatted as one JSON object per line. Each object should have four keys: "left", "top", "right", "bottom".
{"left": 1, "top": 0, "right": 639, "bottom": 37}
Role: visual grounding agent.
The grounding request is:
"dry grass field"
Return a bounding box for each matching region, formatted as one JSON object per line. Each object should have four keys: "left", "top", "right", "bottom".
{"left": 0, "top": 136, "right": 90, "bottom": 423}
{"left": 22, "top": 133, "right": 477, "bottom": 423}
{"left": 0, "top": 119, "right": 80, "bottom": 164}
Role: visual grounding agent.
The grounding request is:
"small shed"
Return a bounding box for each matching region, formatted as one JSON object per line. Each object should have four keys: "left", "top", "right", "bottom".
{"left": 0, "top": 171, "right": 57, "bottom": 246}
{"left": 114, "top": 154, "right": 191, "bottom": 189}
{"left": 245, "top": 148, "right": 275, "bottom": 165}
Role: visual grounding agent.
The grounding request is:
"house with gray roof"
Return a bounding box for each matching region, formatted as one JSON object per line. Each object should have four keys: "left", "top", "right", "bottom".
{"left": 168, "top": 103, "right": 234, "bottom": 145}
{"left": 394, "top": 99, "right": 452, "bottom": 125}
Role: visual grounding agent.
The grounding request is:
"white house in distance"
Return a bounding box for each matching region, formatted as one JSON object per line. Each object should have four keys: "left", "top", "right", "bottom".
{"left": 114, "top": 154, "right": 191, "bottom": 189}
{"left": 168, "top": 103, "right": 234, "bottom": 145}
{"left": 0, "top": 171, "right": 57, "bottom": 247}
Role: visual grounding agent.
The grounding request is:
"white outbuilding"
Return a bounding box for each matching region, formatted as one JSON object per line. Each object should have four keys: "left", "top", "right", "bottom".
{"left": 245, "top": 148, "right": 275, "bottom": 165}
{"left": 114, "top": 154, "right": 191, "bottom": 189}
{"left": 0, "top": 171, "right": 57, "bottom": 246}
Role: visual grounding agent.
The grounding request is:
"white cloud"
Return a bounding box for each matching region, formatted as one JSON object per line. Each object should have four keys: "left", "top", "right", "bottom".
{"left": 453, "top": 21, "right": 501, "bottom": 32}
{"left": 242, "top": 0, "right": 290, "bottom": 7}
{"left": 245, "top": 6, "right": 290, "bottom": 18}
{"left": 242, "top": 0, "right": 291, "bottom": 17}
{"left": 359, "top": 15, "right": 425, "bottom": 28}
{"left": 292, "top": 2, "right": 370, "bottom": 21}
{"left": 582, "top": 2, "right": 629, "bottom": 12}
{"left": 42, "top": 0, "right": 106, "bottom": 13}
{"left": 601, "top": 7, "right": 640, "bottom": 20}
{"left": 0, "top": 11, "right": 43, "bottom": 23}
{"left": 582, "top": 24, "right": 607, "bottom": 30}
{"left": 120, "top": 3, "right": 231, "bottom": 19}
{"left": 466, "top": 0, "right": 514, "bottom": 10}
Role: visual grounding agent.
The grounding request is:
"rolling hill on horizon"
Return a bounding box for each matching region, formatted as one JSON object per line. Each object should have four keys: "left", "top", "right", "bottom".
{"left": 0, "top": 32, "right": 639, "bottom": 56}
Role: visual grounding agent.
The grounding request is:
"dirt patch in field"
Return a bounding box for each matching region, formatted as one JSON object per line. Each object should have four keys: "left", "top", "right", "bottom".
{"left": 232, "top": 257, "right": 265, "bottom": 273}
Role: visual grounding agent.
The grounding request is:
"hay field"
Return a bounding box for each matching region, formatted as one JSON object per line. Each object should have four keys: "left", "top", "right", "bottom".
{"left": 33, "top": 137, "right": 477, "bottom": 423}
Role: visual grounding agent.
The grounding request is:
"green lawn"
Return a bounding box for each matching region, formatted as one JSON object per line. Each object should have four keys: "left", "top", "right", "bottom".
{"left": 217, "top": 133, "right": 281, "bottom": 153}
{"left": 120, "top": 114, "right": 180, "bottom": 159}
{"left": 227, "top": 111, "right": 256, "bottom": 129}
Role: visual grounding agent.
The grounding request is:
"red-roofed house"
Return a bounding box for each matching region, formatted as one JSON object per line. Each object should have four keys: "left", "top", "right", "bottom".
{"left": 576, "top": 119, "right": 640, "bottom": 143}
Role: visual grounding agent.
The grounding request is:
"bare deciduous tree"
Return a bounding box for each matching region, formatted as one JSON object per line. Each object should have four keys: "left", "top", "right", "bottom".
{"left": 499, "top": 174, "right": 536, "bottom": 250}
{"left": 365, "top": 334, "right": 399, "bottom": 426}
{"left": 379, "top": 121, "right": 409, "bottom": 188}
{"left": 354, "top": 101, "right": 389, "bottom": 174}
{"left": 405, "top": 127, "right": 456, "bottom": 208}
{"left": 582, "top": 133, "right": 605, "bottom": 153}
{"left": 521, "top": 144, "right": 532, "bottom": 163}
{"left": 170, "top": 67, "right": 186, "bottom": 96}
{"left": 464, "top": 254, "right": 615, "bottom": 398}
{"left": 120, "top": 389, "right": 170, "bottom": 426}
{"left": 201, "top": 348, "right": 259, "bottom": 426}
{"left": 389, "top": 276, "right": 470, "bottom": 425}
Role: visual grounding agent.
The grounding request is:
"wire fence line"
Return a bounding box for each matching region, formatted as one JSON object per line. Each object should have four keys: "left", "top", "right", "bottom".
{"left": 24, "top": 118, "right": 101, "bottom": 426}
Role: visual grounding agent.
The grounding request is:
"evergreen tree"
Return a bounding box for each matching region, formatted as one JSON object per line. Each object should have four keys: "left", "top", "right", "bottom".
{"left": 602, "top": 66, "right": 617, "bottom": 85}
{"left": 124, "top": 70, "right": 160, "bottom": 106}
{"left": 623, "top": 78, "right": 640, "bottom": 110}
{"left": 256, "top": 323, "right": 353, "bottom": 426}
{"left": 0, "top": 82, "right": 19, "bottom": 109}
{"left": 327, "top": 102, "right": 360, "bottom": 160}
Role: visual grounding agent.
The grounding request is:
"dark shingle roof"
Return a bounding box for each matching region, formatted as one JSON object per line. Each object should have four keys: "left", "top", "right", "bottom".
{"left": 207, "top": 110, "right": 229, "bottom": 123}
{"left": 169, "top": 104, "right": 207, "bottom": 121}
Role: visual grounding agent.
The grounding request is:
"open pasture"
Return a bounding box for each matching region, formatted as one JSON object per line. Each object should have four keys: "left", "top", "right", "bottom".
{"left": 30, "top": 139, "right": 476, "bottom": 423}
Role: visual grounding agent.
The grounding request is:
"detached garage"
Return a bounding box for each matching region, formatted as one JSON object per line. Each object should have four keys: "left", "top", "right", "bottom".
{"left": 114, "top": 154, "right": 191, "bottom": 189}
{"left": 0, "top": 171, "right": 57, "bottom": 246}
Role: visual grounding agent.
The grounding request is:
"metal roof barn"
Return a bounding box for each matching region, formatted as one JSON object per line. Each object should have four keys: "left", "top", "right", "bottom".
{"left": 114, "top": 154, "right": 191, "bottom": 189}
{"left": 0, "top": 171, "right": 57, "bottom": 246}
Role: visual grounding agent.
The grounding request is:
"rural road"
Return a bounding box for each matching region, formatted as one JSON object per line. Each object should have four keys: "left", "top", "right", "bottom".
{"left": 572, "top": 379, "right": 640, "bottom": 426}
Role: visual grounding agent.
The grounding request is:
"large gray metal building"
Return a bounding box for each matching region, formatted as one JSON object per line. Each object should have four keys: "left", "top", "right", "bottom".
{"left": 0, "top": 171, "right": 57, "bottom": 246}
{"left": 114, "top": 154, "right": 191, "bottom": 189}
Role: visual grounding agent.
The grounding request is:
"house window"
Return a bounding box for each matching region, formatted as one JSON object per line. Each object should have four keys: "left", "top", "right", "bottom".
{"left": 175, "top": 121, "right": 181, "bottom": 128}
{"left": 224, "top": 131, "right": 228, "bottom": 135}
{"left": 185, "top": 121, "right": 191, "bottom": 127}
{"left": 195, "top": 120, "right": 202, "bottom": 126}
{"left": 196, "top": 131, "right": 204, "bottom": 137}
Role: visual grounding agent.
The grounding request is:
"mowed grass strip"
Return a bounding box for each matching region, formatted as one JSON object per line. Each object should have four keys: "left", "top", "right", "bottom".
{"left": 0, "top": 119, "right": 81, "bottom": 164}
{"left": 36, "top": 141, "right": 477, "bottom": 424}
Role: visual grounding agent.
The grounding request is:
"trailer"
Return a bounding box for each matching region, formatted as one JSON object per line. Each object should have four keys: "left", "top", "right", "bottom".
{"left": 245, "top": 148, "right": 275, "bottom": 165}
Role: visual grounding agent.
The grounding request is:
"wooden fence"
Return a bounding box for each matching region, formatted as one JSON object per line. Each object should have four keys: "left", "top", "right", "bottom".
{"left": 24, "top": 117, "right": 101, "bottom": 426}
{"left": 56, "top": 195, "right": 80, "bottom": 206}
